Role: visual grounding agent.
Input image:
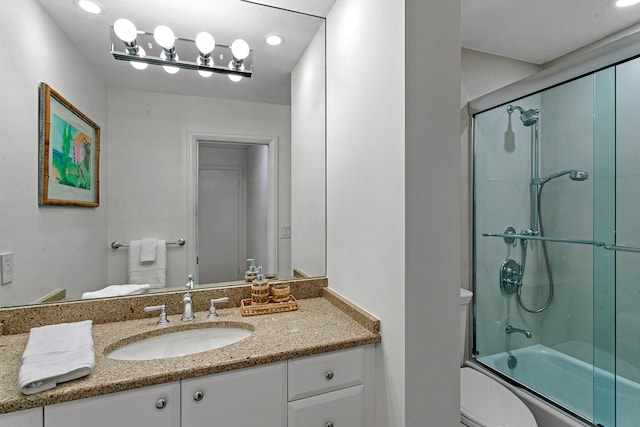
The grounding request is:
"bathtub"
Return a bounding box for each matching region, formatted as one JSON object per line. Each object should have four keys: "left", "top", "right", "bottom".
{"left": 477, "top": 344, "right": 639, "bottom": 427}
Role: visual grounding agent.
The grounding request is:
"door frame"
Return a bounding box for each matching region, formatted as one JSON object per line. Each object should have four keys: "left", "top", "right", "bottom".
{"left": 186, "top": 131, "right": 279, "bottom": 284}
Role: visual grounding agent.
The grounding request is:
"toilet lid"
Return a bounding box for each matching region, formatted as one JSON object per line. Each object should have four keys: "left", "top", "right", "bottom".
{"left": 460, "top": 368, "right": 537, "bottom": 427}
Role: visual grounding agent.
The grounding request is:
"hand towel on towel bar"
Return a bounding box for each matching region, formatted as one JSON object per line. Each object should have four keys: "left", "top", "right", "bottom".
{"left": 128, "top": 239, "right": 166, "bottom": 287}
{"left": 140, "top": 238, "right": 158, "bottom": 263}
{"left": 18, "top": 320, "right": 94, "bottom": 395}
{"left": 81, "top": 284, "right": 151, "bottom": 299}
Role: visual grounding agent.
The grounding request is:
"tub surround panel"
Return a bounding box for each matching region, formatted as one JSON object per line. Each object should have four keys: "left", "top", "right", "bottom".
{"left": 0, "top": 278, "right": 327, "bottom": 336}
{"left": 0, "top": 285, "right": 380, "bottom": 414}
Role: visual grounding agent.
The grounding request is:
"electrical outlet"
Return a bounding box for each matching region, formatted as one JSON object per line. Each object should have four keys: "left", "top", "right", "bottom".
{"left": 1, "top": 252, "right": 14, "bottom": 285}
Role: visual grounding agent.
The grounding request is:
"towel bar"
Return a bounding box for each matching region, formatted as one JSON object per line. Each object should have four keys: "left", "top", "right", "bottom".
{"left": 111, "top": 238, "right": 186, "bottom": 250}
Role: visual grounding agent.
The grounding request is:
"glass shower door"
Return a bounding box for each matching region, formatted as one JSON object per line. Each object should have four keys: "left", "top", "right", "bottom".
{"left": 611, "top": 56, "right": 640, "bottom": 427}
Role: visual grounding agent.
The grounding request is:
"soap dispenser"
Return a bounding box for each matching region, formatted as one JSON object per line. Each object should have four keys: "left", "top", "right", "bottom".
{"left": 245, "top": 259, "right": 258, "bottom": 283}
{"left": 251, "top": 266, "right": 270, "bottom": 305}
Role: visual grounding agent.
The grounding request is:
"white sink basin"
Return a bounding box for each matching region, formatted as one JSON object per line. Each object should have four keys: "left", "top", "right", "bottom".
{"left": 106, "top": 325, "right": 253, "bottom": 361}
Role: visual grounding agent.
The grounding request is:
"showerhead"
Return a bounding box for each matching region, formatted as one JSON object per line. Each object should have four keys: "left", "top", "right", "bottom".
{"left": 534, "top": 169, "right": 589, "bottom": 185}
{"left": 507, "top": 105, "right": 539, "bottom": 126}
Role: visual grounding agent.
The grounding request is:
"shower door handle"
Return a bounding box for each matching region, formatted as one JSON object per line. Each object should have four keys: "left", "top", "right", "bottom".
{"left": 604, "top": 244, "right": 640, "bottom": 253}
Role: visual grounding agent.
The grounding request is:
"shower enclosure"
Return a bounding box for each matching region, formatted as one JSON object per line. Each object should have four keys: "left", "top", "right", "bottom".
{"left": 472, "top": 54, "right": 640, "bottom": 426}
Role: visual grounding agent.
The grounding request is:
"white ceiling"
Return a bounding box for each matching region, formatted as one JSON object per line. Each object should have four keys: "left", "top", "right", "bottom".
{"left": 462, "top": 0, "right": 640, "bottom": 64}
{"left": 37, "top": 0, "right": 640, "bottom": 106}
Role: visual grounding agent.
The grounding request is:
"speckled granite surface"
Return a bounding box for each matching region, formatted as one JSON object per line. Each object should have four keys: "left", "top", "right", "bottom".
{"left": 0, "top": 292, "right": 380, "bottom": 414}
{"left": 0, "top": 278, "right": 328, "bottom": 335}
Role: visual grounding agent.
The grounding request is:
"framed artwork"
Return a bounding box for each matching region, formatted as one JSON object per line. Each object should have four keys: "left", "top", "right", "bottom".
{"left": 38, "top": 83, "right": 100, "bottom": 207}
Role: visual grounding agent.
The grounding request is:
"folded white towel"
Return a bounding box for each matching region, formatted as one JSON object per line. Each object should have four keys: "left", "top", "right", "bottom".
{"left": 128, "top": 240, "right": 166, "bottom": 288}
{"left": 140, "top": 238, "right": 158, "bottom": 263}
{"left": 81, "top": 284, "right": 151, "bottom": 299}
{"left": 19, "top": 320, "right": 94, "bottom": 395}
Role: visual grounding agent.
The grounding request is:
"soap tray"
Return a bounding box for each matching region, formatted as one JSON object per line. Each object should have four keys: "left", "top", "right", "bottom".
{"left": 240, "top": 295, "right": 299, "bottom": 316}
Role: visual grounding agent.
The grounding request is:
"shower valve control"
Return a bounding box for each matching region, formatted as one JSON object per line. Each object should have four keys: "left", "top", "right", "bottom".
{"left": 500, "top": 259, "right": 522, "bottom": 295}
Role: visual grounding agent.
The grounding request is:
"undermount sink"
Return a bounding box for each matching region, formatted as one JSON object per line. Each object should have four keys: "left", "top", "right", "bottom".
{"left": 105, "top": 324, "right": 254, "bottom": 361}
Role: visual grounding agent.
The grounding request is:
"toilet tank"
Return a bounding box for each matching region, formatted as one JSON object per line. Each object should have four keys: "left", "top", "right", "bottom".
{"left": 460, "top": 288, "right": 473, "bottom": 367}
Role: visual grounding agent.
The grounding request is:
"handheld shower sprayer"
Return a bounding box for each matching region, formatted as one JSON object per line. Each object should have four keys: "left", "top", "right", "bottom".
{"left": 533, "top": 169, "right": 589, "bottom": 185}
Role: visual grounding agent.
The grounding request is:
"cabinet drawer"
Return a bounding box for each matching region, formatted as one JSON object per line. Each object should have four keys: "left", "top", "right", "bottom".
{"left": 288, "top": 384, "right": 364, "bottom": 427}
{"left": 288, "top": 346, "right": 364, "bottom": 401}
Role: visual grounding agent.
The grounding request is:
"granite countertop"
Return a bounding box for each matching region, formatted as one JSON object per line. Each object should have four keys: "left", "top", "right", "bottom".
{"left": 0, "top": 291, "right": 380, "bottom": 414}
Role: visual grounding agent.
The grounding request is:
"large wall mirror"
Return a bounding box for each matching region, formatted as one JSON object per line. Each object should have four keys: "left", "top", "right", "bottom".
{"left": 0, "top": 0, "right": 326, "bottom": 308}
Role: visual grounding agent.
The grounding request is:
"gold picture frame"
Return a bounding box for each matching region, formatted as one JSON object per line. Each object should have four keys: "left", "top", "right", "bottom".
{"left": 38, "top": 83, "right": 100, "bottom": 207}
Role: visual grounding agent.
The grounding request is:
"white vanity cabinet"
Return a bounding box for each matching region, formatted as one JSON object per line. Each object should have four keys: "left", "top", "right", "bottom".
{"left": 0, "top": 407, "right": 43, "bottom": 427}
{"left": 44, "top": 382, "right": 180, "bottom": 427}
{"left": 287, "top": 345, "right": 375, "bottom": 427}
{"left": 31, "top": 345, "right": 373, "bottom": 427}
{"left": 181, "top": 362, "right": 287, "bottom": 427}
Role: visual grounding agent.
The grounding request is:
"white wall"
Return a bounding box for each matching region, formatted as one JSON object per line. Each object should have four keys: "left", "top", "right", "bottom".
{"left": 0, "top": 0, "right": 108, "bottom": 306}
{"left": 291, "top": 22, "right": 326, "bottom": 277}
{"left": 404, "top": 1, "right": 461, "bottom": 425}
{"left": 326, "top": 0, "right": 406, "bottom": 424}
{"left": 106, "top": 89, "right": 291, "bottom": 288}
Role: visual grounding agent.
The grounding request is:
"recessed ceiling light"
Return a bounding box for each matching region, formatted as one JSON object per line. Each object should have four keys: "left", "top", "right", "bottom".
{"left": 616, "top": 0, "right": 640, "bottom": 6}
{"left": 264, "top": 34, "right": 285, "bottom": 46}
{"left": 75, "top": 0, "right": 103, "bottom": 14}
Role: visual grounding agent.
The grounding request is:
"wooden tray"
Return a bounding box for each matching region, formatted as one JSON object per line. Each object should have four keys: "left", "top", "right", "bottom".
{"left": 241, "top": 295, "right": 299, "bottom": 316}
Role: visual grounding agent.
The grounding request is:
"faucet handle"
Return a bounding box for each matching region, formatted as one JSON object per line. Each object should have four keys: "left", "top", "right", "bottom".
{"left": 207, "top": 297, "right": 230, "bottom": 319}
{"left": 144, "top": 304, "right": 169, "bottom": 326}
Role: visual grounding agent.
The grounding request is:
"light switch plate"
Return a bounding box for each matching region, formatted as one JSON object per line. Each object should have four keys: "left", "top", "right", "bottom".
{"left": 1, "top": 252, "right": 14, "bottom": 285}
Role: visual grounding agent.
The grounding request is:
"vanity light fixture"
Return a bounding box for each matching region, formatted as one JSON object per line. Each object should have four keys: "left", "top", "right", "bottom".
{"left": 110, "top": 19, "right": 253, "bottom": 80}
{"left": 75, "top": 0, "right": 103, "bottom": 14}
{"left": 616, "top": 0, "right": 640, "bottom": 6}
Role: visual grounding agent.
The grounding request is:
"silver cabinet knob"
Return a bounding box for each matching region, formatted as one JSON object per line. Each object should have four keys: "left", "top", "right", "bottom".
{"left": 325, "top": 370, "right": 334, "bottom": 380}
{"left": 193, "top": 390, "right": 204, "bottom": 401}
{"left": 326, "top": 422, "right": 334, "bottom": 427}
{"left": 155, "top": 398, "right": 167, "bottom": 409}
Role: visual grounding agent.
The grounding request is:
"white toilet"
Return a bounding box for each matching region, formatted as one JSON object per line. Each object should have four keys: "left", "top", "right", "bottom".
{"left": 459, "top": 288, "right": 538, "bottom": 427}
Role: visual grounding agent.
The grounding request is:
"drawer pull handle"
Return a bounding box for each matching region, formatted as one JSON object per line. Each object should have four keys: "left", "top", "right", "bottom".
{"left": 326, "top": 422, "right": 334, "bottom": 427}
{"left": 325, "top": 370, "right": 334, "bottom": 380}
{"left": 155, "top": 398, "right": 167, "bottom": 409}
{"left": 193, "top": 391, "right": 204, "bottom": 401}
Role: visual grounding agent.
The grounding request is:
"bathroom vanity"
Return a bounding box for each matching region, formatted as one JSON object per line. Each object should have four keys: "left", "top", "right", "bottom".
{"left": 0, "top": 281, "right": 380, "bottom": 427}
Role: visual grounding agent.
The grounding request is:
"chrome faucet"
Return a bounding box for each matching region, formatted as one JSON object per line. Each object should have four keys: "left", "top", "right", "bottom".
{"left": 181, "top": 274, "right": 195, "bottom": 322}
{"left": 505, "top": 325, "right": 532, "bottom": 338}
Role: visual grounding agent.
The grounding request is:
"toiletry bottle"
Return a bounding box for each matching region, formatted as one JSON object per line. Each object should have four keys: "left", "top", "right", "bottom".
{"left": 251, "top": 266, "right": 270, "bottom": 304}
{"left": 245, "top": 259, "right": 258, "bottom": 283}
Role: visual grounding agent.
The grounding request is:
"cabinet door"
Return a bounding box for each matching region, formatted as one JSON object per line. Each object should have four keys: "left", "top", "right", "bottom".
{"left": 0, "top": 407, "right": 43, "bottom": 427}
{"left": 288, "top": 385, "right": 364, "bottom": 427}
{"left": 44, "top": 382, "right": 180, "bottom": 427}
{"left": 182, "top": 362, "right": 286, "bottom": 427}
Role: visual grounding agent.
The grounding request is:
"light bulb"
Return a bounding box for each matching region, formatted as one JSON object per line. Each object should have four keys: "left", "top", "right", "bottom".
{"left": 160, "top": 51, "right": 179, "bottom": 74}
{"left": 113, "top": 18, "right": 137, "bottom": 43}
{"left": 195, "top": 32, "right": 215, "bottom": 55}
{"left": 130, "top": 46, "right": 148, "bottom": 70}
{"left": 196, "top": 56, "right": 213, "bottom": 78}
{"left": 154, "top": 25, "right": 175, "bottom": 49}
{"left": 231, "top": 39, "right": 250, "bottom": 60}
{"left": 163, "top": 65, "right": 179, "bottom": 74}
{"left": 228, "top": 61, "right": 244, "bottom": 82}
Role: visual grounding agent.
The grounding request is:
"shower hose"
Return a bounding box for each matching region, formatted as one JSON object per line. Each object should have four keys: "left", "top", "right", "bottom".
{"left": 517, "top": 182, "right": 554, "bottom": 313}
